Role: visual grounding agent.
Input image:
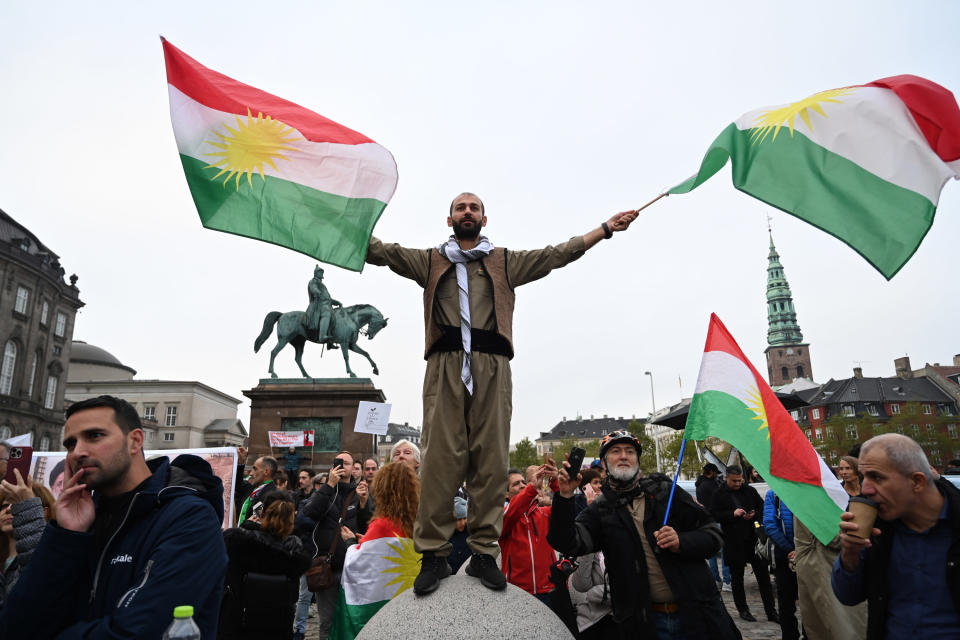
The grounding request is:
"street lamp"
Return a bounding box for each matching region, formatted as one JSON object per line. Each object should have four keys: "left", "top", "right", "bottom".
{"left": 645, "top": 370, "right": 662, "bottom": 473}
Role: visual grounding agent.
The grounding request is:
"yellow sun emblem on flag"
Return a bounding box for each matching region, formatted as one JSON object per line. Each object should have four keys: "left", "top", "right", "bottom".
{"left": 380, "top": 536, "right": 421, "bottom": 598}
{"left": 750, "top": 87, "right": 855, "bottom": 145}
{"left": 204, "top": 109, "right": 301, "bottom": 189}
{"left": 745, "top": 385, "right": 771, "bottom": 439}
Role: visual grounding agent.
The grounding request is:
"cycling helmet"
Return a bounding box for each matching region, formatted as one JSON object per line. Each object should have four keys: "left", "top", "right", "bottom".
{"left": 598, "top": 430, "right": 643, "bottom": 463}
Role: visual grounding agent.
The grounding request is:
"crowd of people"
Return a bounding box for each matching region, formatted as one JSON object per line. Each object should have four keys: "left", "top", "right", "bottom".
{"left": 0, "top": 394, "right": 958, "bottom": 639}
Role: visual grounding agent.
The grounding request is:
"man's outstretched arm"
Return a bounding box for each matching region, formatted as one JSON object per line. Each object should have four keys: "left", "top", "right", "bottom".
{"left": 508, "top": 209, "right": 639, "bottom": 287}
{"left": 582, "top": 209, "right": 638, "bottom": 250}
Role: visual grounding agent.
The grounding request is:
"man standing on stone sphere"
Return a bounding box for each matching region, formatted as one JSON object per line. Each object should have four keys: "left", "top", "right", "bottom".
{"left": 365, "top": 192, "right": 637, "bottom": 595}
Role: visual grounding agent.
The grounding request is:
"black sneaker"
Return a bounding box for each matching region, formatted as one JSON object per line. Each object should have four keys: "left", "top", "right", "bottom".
{"left": 465, "top": 553, "right": 507, "bottom": 590}
{"left": 413, "top": 552, "right": 451, "bottom": 595}
{"left": 739, "top": 610, "right": 757, "bottom": 622}
{"left": 766, "top": 611, "right": 780, "bottom": 623}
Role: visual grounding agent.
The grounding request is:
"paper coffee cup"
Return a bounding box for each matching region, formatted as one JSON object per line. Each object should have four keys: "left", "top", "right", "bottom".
{"left": 847, "top": 496, "right": 879, "bottom": 538}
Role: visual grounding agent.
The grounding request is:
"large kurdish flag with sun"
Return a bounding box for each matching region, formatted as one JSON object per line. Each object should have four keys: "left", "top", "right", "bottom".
{"left": 685, "top": 314, "right": 848, "bottom": 544}
{"left": 670, "top": 75, "right": 960, "bottom": 280}
{"left": 329, "top": 518, "right": 420, "bottom": 640}
{"left": 162, "top": 38, "right": 398, "bottom": 271}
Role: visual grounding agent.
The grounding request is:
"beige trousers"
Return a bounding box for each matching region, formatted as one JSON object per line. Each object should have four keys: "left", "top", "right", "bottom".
{"left": 414, "top": 351, "right": 512, "bottom": 557}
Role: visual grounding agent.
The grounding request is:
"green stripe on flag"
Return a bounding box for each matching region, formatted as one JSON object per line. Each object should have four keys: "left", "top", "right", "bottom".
{"left": 329, "top": 587, "right": 388, "bottom": 640}
{"left": 670, "top": 123, "right": 936, "bottom": 279}
{"left": 180, "top": 154, "right": 386, "bottom": 271}
{"left": 685, "top": 390, "right": 771, "bottom": 466}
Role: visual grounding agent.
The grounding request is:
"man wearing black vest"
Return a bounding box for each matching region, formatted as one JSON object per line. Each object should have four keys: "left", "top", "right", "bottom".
{"left": 366, "top": 192, "right": 636, "bottom": 595}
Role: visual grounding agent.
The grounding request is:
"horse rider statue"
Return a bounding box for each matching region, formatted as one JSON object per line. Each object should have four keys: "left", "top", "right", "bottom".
{"left": 306, "top": 265, "right": 341, "bottom": 343}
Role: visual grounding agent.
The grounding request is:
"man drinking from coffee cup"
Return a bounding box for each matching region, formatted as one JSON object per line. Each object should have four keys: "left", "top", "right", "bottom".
{"left": 831, "top": 433, "right": 960, "bottom": 639}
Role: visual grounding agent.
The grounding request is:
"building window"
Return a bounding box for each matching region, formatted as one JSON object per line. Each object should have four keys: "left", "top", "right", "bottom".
{"left": 908, "top": 404, "right": 917, "bottom": 415}
{"left": 55, "top": 312, "right": 67, "bottom": 338}
{"left": 805, "top": 429, "right": 812, "bottom": 440}
{"left": 143, "top": 406, "right": 156, "bottom": 422}
{"left": 829, "top": 450, "right": 839, "bottom": 461}
{"left": 843, "top": 404, "right": 855, "bottom": 417}
{"left": 827, "top": 428, "right": 836, "bottom": 441}
{"left": 44, "top": 375, "right": 57, "bottom": 409}
{"left": 890, "top": 404, "right": 901, "bottom": 415}
{"left": 927, "top": 424, "right": 935, "bottom": 434}
{"left": 781, "top": 366, "right": 789, "bottom": 380}
{"left": 14, "top": 287, "right": 29, "bottom": 314}
{"left": 911, "top": 424, "right": 920, "bottom": 435}
{"left": 0, "top": 342, "right": 17, "bottom": 395}
{"left": 0, "top": 426, "right": 10, "bottom": 440}
{"left": 846, "top": 425, "right": 858, "bottom": 440}
{"left": 165, "top": 406, "right": 177, "bottom": 427}
{"left": 38, "top": 435, "right": 50, "bottom": 451}
{"left": 812, "top": 408, "right": 821, "bottom": 420}
{"left": 867, "top": 404, "right": 878, "bottom": 416}
{"left": 40, "top": 301, "right": 49, "bottom": 326}
{"left": 790, "top": 410, "right": 799, "bottom": 420}
{"left": 815, "top": 428, "right": 823, "bottom": 441}
{"left": 950, "top": 424, "right": 958, "bottom": 440}
{"left": 923, "top": 404, "right": 932, "bottom": 415}
{"left": 797, "top": 365, "right": 804, "bottom": 378}
{"left": 163, "top": 432, "right": 175, "bottom": 442}
{"left": 146, "top": 431, "right": 155, "bottom": 443}
{"left": 896, "top": 425, "right": 904, "bottom": 434}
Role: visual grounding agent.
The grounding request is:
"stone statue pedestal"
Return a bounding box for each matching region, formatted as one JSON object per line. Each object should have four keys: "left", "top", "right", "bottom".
{"left": 243, "top": 378, "right": 386, "bottom": 468}
{"left": 357, "top": 575, "right": 574, "bottom": 640}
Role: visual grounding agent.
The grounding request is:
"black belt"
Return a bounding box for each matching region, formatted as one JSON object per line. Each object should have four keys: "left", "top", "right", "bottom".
{"left": 427, "top": 325, "right": 513, "bottom": 359}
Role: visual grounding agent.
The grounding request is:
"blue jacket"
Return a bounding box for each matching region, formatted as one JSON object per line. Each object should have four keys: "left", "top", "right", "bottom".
{"left": 762, "top": 489, "right": 795, "bottom": 557}
{"left": 0, "top": 455, "right": 228, "bottom": 639}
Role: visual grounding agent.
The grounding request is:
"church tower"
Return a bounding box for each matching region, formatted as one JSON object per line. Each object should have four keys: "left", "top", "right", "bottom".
{"left": 763, "top": 230, "right": 812, "bottom": 387}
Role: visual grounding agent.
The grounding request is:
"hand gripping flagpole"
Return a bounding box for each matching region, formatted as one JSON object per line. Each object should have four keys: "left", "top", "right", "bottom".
{"left": 662, "top": 438, "right": 687, "bottom": 527}
{"left": 635, "top": 190, "right": 669, "bottom": 214}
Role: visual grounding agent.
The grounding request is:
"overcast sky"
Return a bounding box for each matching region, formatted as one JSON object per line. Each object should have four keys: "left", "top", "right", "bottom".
{"left": 2, "top": 2, "right": 958, "bottom": 446}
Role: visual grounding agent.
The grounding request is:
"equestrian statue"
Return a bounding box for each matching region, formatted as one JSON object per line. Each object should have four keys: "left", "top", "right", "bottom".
{"left": 254, "top": 266, "right": 388, "bottom": 378}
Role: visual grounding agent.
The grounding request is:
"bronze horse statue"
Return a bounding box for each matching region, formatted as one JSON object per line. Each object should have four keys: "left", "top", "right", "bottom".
{"left": 254, "top": 303, "right": 388, "bottom": 379}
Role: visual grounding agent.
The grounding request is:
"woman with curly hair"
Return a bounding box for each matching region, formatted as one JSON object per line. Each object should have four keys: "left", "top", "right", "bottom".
{"left": 330, "top": 463, "right": 420, "bottom": 640}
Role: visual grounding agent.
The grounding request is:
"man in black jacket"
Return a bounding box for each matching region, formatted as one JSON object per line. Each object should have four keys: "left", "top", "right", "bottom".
{"left": 696, "top": 463, "right": 730, "bottom": 591}
{"left": 302, "top": 451, "right": 362, "bottom": 640}
{"left": 549, "top": 430, "right": 741, "bottom": 640}
{"left": 832, "top": 433, "right": 960, "bottom": 639}
{"left": 710, "top": 465, "right": 777, "bottom": 623}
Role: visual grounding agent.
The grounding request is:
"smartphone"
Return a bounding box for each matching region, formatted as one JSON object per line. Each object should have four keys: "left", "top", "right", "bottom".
{"left": 567, "top": 447, "right": 586, "bottom": 475}
{"left": 4, "top": 446, "right": 32, "bottom": 484}
{"left": 332, "top": 458, "right": 344, "bottom": 470}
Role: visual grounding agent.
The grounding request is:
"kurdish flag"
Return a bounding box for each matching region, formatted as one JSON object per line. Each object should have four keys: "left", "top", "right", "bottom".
{"left": 685, "top": 314, "right": 847, "bottom": 544}
{"left": 329, "top": 518, "right": 420, "bottom": 640}
{"left": 670, "top": 75, "right": 960, "bottom": 280}
{"left": 162, "top": 38, "right": 398, "bottom": 271}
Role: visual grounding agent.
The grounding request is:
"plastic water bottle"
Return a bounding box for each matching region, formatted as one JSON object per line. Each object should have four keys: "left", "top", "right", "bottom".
{"left": 162, "top": 605, "right": 201, "bottom": 640}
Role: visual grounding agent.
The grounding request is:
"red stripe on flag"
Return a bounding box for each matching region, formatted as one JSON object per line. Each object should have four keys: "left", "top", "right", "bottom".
{"left": 161, "top": 38, "right": 374, "bottom": 146}
{"left": 866, "top": 74, "right": 960, "bottom": 163}
{"left": 705, "top": 314, "right": 822, "bottom": 486}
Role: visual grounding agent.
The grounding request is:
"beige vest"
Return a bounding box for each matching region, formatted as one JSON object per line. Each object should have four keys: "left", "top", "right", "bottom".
{"left": 422, "top": 248, "right": 516, "bottom": 359}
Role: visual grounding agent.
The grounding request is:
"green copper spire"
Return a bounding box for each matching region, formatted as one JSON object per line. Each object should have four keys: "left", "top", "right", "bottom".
{"left": 766, "top": 230, "right": 804, "bottom": 346}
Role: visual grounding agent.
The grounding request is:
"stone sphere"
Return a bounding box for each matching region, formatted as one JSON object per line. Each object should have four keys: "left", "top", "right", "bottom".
{"left": 356, "top": 575, "right": 574, "bottom": 640}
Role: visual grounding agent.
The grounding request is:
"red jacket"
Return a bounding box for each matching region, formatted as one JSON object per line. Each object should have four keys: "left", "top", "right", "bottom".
{"left": 499, "top": 483, "right": 556, "bottom": 595}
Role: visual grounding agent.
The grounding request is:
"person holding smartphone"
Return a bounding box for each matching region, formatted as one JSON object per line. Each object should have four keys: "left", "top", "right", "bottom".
{"left": 301, "top": 452, "right": 363, "bottom": 640}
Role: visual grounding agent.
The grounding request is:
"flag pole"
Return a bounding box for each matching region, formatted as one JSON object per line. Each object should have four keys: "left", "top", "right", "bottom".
{"left": 662, "top": 438, "right": 687, "bottom": 527}
{"left": 636, "top": 191, "right": 669, "bottom": 214}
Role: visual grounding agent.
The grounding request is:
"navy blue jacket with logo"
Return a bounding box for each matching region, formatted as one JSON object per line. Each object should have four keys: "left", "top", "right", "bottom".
{"left": 0, "top": 455, "right": 228, "bottom": 639}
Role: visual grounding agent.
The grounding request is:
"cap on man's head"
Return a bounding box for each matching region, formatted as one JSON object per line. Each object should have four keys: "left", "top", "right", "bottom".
{"left": 454, "top": 496, "right": 468, "bottom": 519}
{"left": 589, "top": 459, "right": 603, "bottom": 469}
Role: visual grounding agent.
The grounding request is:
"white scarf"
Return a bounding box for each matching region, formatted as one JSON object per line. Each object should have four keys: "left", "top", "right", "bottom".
{"left": 437, "top": 235, "right": 495, "bottom": 394}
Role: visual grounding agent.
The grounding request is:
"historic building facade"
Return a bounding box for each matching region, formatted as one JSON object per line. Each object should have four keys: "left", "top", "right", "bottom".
{"left": 66, "top": 341, "right": 246, "bottom": 449}
{"left": 763, "top": 231, "right": 813, "bottom": 387}
{"left": 0, "top": 209, "right": 83, "bottom": 450}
